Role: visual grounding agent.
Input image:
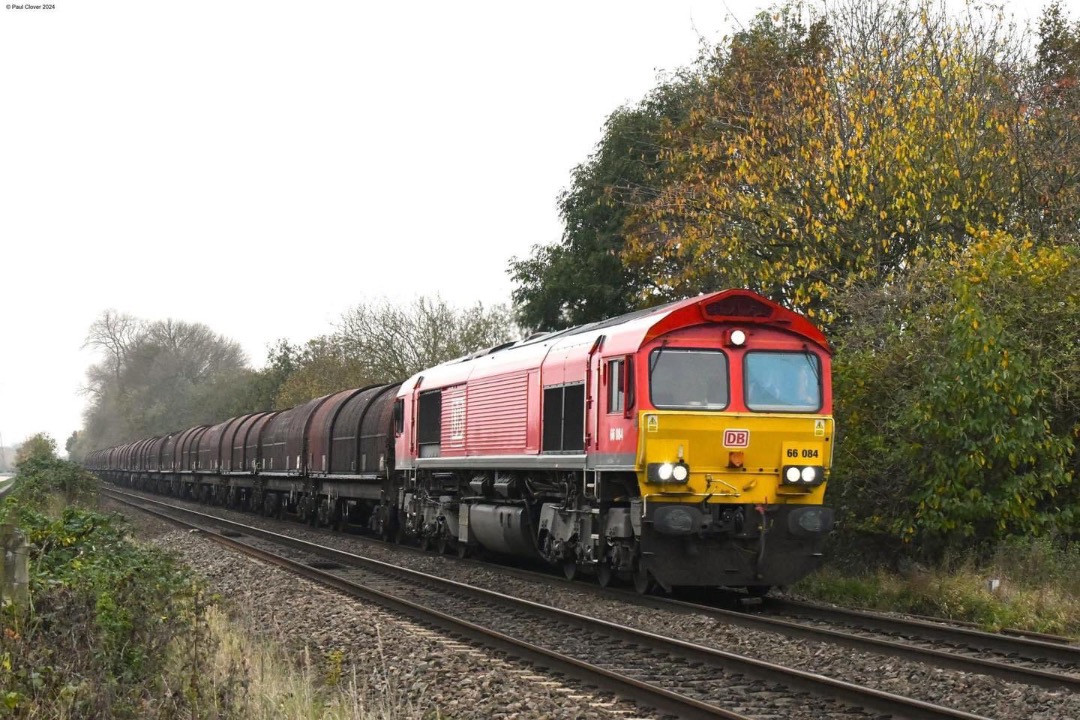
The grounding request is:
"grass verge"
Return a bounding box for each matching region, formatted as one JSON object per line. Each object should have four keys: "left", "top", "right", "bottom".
{"left": 793, "top": 537, "right": 1080, "bottom": 637}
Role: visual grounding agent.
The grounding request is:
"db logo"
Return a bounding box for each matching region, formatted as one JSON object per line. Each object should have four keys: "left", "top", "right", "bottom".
{"left": 723, "top": 429, "right": 750, "bottom": 448}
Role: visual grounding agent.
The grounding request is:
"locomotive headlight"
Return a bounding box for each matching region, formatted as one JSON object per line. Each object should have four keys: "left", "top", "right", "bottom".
{"left": 672, "top": 463, "right": 689, "bottom": 482}
{"left": 730, "top": 329, "right": 746, "bottom": 346}
{"left": 782, "top": 465, "right": 825, "bottom": 487}
{"left": 658, "top": 463, "right": 674, "bottom": 481}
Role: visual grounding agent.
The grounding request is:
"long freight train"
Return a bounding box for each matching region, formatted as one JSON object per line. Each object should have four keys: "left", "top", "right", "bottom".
{"left": 86, "top": 289, "right": 835, "bottom": 594}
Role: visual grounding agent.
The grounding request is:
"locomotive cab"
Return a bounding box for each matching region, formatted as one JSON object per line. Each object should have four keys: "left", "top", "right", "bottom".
{"left": 626, "top": 293, "right": 835, "bottom": 591}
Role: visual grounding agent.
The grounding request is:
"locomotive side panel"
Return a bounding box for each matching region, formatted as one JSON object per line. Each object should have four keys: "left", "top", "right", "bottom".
{"left": 464, "top": 372, "right": 530, "bottom": 456}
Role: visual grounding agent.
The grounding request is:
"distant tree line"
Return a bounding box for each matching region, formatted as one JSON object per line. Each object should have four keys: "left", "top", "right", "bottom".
{"left": 510, "top": 0, "right": 1080, "bottom": 558}
{"left": 74, "top": 298, "right": 513, "bottom": 459}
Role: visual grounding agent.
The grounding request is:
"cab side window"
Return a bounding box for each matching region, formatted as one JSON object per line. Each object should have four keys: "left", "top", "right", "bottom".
{"left": 607, "top": 359, "right": 625, "bottom": 413}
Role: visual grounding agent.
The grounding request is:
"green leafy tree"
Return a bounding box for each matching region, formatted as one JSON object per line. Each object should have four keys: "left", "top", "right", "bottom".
{"left": 509, "top": 75, "right": 699, "bottom": 331}
{"left": 78, "top": 314, "right": 254, "bottom": 452}
{"left": 831, "top": 231, "right": 1079, "bottom": 555}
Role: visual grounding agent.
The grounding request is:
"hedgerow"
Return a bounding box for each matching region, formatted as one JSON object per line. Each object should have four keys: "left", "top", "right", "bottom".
{"left": 0, "top": 454, "right": 204, "bottom": 718}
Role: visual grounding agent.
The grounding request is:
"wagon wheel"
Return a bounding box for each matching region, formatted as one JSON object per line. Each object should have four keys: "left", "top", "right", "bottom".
{"left": 436, "top": 533, "right": 450, "bottom": 556}
{"left": 420, "top": 533, "right": 432, "bottom": 552}
{"left": 456, "top": 542, "right": 470, "bottom": 559}
{"left": 562, "top": 559, "right": 579, "bottom": 581}
{"left": 596, "top": 561, "right": 614, "bottom": 589}
{"left": 332, "top": 501, "right": 347, "bottom": 532}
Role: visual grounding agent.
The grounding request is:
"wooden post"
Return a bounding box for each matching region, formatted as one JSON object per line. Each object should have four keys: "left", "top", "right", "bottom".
{"left": 1, "top": 524, "right": 29, "bottom": 610}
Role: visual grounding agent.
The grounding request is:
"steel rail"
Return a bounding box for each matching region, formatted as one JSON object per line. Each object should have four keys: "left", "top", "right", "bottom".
{"left": 766, "top": 598, "right": 1080, "bottom": 667}
{"left": 106, "top": 488, "right": 996, "bottom": 720}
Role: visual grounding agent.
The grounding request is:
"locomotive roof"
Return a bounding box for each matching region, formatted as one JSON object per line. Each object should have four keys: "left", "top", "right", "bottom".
{"left": 405, "top": 289, "right": 829, "bottom": 390}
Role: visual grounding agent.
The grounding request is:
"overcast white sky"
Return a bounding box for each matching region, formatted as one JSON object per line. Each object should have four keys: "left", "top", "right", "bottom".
{"left": 0, "top": 0, "right": 1068, "bottom": 453}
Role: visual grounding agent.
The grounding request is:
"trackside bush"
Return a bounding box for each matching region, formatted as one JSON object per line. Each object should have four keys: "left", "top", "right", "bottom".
{"left": 0, "top": 457, "right": 203, "bottom": 718}
{"left": 829, "top": 231, "right": 1079, "bottom": 560}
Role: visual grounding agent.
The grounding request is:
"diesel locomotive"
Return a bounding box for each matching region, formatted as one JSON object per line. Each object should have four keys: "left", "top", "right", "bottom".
{"left": 87, "top": 289, "right": 835, "bottom": 593}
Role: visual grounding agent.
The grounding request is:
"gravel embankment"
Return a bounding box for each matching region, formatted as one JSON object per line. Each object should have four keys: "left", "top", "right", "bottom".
{"left": 106, "top": 495, "right": 1079, "bottom": 720}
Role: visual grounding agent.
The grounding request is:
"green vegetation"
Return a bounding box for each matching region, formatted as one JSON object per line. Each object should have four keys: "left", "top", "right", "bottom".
{"left": 794, "top": 537, "right": 1080, "bottom": 636}
{"left": 1, "top": 438, "right": 199, "bottom": 718}
{"left": 2, "top": 439, "right": 408, "bottom": 718}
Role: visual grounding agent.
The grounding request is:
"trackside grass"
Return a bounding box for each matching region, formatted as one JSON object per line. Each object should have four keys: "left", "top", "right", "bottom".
{"left": 175, "top": 605, "right": 428, "bottom": 720}
{"left": 793, "top": 538, "right": 1080, "bottom": 637}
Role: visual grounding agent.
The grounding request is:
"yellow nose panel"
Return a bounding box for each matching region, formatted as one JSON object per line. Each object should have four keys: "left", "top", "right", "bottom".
{"left": 637, "top": 411, "right": 833, "bottom": 505}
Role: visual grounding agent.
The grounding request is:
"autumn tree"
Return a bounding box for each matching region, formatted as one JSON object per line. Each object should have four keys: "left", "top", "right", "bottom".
{"left": 624, "top": 1, "right": 1025, "bottom": 322}
{"left": 273, "top": 336, "right": 369, "bottom": 409}
{"left": 15, "top": 432, "right": 58, "bottom": 467}
{"left": 1016, "top": 1, "right": 1080, "bottom": 244}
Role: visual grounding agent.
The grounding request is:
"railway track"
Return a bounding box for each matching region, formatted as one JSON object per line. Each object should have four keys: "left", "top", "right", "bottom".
{"left": 103, "top": 485, "right": 1079, "bottom": 694}
{"left": 106, "top": 487, "right": 1017, "bottom": 720}
{"left": 761, "top": 598, "right": 1080, "bottom": 677}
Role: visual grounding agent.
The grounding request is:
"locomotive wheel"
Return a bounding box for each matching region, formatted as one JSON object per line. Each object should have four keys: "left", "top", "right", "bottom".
{"left": 746, "top": 585, "right": 772, "bottom": 598}
{"left": 436, "top": 533, "right": 449, "bottom": 556}
{"left": 596, "top": 561, "right": 614, "bottom": 589}
{"left": 562, "top": 559, "right": 578, "bottom": 581}
{"left": 420, "top": 534, "right": 432, "bottom": 552}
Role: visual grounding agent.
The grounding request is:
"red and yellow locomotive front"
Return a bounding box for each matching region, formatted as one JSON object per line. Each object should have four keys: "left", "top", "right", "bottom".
{"left": 392, "top": 289, "right": 833, "bottom": 592}
{"left": 621, "top": 292, "right": 835, "bottom": 591}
